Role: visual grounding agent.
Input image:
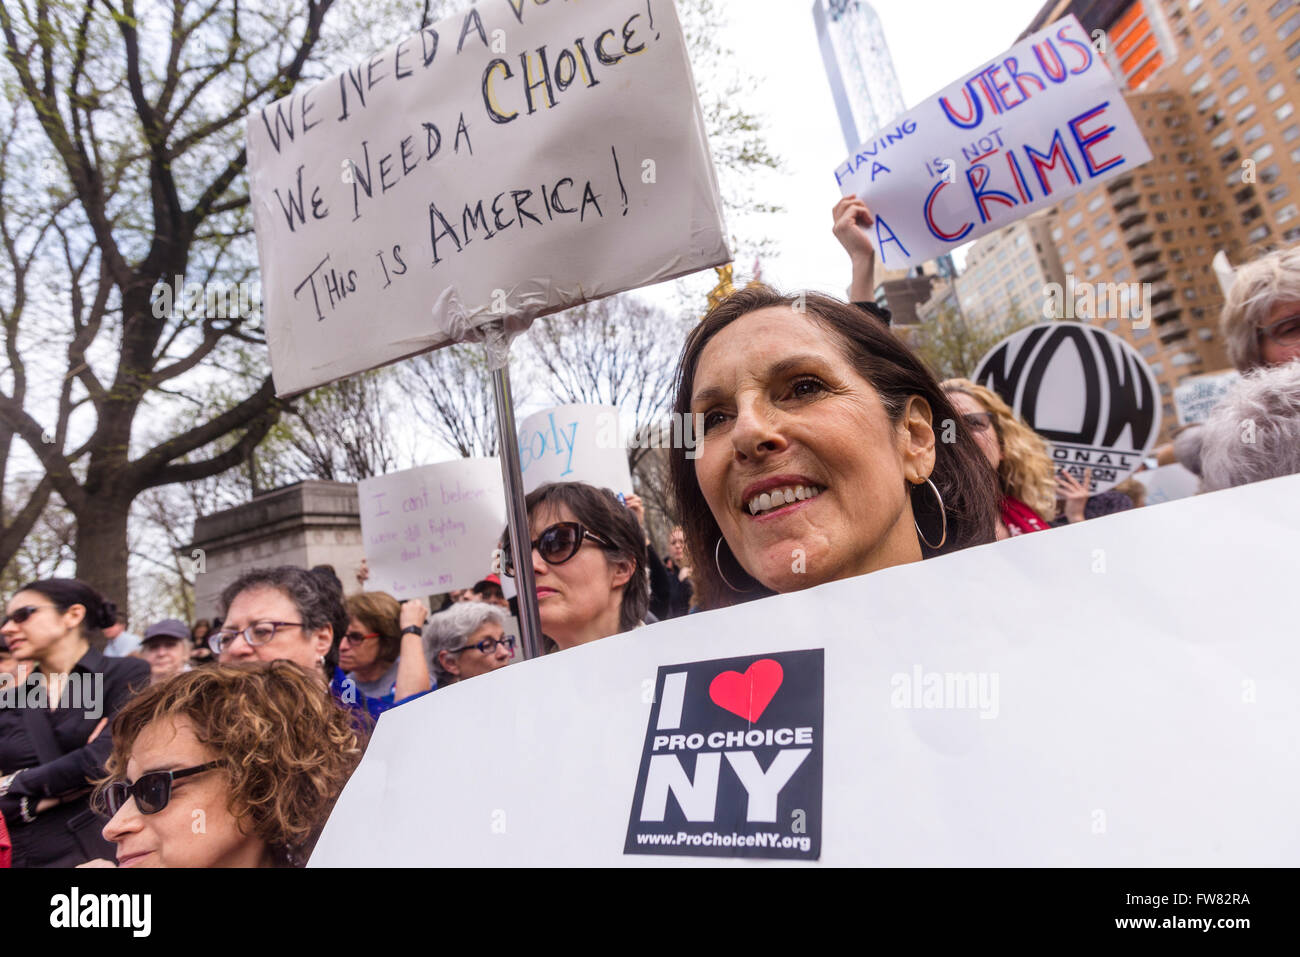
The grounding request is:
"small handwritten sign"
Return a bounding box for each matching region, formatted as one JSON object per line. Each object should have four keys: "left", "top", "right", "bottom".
{"left": 518, "top": 404, "right": 634, "bottom": 496}
{"left": 834, "top": 15, "right": 1151, "bottom": 269}
{"left": 247, "top": 0, "right": 729, "bottom": 395}
{"left": 358, "top": 458, "right": 506, "bottom": 597}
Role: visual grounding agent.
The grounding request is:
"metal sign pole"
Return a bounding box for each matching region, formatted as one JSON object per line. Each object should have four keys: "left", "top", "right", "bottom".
{"left": 486, "top": 328, "right": 545, "bottom": 661}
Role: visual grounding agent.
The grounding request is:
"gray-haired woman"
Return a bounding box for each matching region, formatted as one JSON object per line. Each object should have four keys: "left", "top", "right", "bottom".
{"left": 1199, "top": 359, "right": 1300, "bottom": 492}
{"left": 1220, "top": 245, "right": 1300, "bottom": 372}
{"left": 423, "top": 603, "right": 515, "bottom": 688}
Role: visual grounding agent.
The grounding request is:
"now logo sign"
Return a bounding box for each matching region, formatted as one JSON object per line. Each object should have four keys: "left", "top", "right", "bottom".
{"left": 624, "top": 650, "right": 824, "bottom": 860}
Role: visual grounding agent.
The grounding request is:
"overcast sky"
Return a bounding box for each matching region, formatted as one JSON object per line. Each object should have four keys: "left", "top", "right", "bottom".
{"left": 697, "top": 0, "right": 1049, "bottom": 297}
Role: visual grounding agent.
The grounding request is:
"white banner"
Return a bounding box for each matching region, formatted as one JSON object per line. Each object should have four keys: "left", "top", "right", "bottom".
{"left": 518, "top": 404, "right": 634, "bottom": 497}
{"left": 248, "top": 0, "right": 730, "bottom": 395}
{"left": 834, "top": 15, "right": 1151, "bottom": 270}
{"left": 312, "top": 474, "right": 1300, "bottom": 866}
{"left": 358, "top": 459, "right": 506, "bottom": 597}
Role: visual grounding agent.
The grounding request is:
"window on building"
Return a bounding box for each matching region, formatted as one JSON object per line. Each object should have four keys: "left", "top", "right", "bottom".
{"left": 1079, "top": 245, "right": 1096, "bottom": 263}
{"left": 1248, "top": 224, "right": 1272, "bottom": 242}
{"left": 1278, "top": 204, "right": 1299, "bottom": 224}
{"left": 1267, "top": 184, "right": 1291, "bottom": 204}
{"left": 1272, "top": 0, "right": 1295, "bottom": 19}
{"left": 1211, "top": 128, "right": 1233, "bottom": 148}
{"left": 1189, "top": 71, "right": 1211, "bottom": 94}
{"left": 1226, "top": 85, "right": 1248, "bottom": 106}
{"left": 1242, "top": 23, "right": 1259, "bottom": 43}
{"left": 1289, "top": 39, "right": 1300, "bottom": 61}
{"left": 1235, "top": 104, "right": 1256, "bottom": 124}
{"left": 1087, "top": 194, "right": 1106, "bottom": 212}
{"left": 1183, "top": 53, "right": 1203, "bottom": 75}
{"left": 1254, "top": 143, "right": 1275, "bottom": 161}
{"left": 1212, "top": 46, "right": 1231, "bottom": 67}
{"left": 1267, "top": 82, "right": 1286, "bottom": 102}
{"left": 1197, "top": 91, "right": 1217, "bottom": 113}
{"left": 1243, "top": 123, "right": 1266, "bottom": 144}
{"left": 1278, "top": 102, "right": 1295, "bottom": 122}
{"left": 1282, "top": 11, "right": 1300, "bottom": 40}
{"left": 1259, "top": 62, "right": 1276, "bottom": 81}
{"left": 1067, "top": 211, "right": 1084, "bottom": 229}
{"left": 1100, "top": 229, "right": 1118, "bottom": 248}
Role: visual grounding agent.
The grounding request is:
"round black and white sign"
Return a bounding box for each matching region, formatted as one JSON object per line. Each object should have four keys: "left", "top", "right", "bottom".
{"left": 971, "top": 322, "right": 1161, "bottom": 494}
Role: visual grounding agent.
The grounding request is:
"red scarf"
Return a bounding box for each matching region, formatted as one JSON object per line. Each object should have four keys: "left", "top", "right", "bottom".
{"left": 1000, "top": 496, "right": 1051, "bottom": 536}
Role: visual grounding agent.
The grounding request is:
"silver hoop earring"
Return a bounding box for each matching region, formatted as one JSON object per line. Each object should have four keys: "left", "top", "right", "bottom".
{"left": 714, "top": 537, "right": 747, "bottom": 593}
{"left": 913, "top": 476, "right": 948, "bottom": 550}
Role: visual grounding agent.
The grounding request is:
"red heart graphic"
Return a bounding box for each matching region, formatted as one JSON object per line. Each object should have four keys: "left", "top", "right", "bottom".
{"left": 708, "top": 659, "right": 784, "bottom": 723}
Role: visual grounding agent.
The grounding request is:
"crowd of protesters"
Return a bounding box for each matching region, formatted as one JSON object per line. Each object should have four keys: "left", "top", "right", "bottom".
{"left": 2, "top": 204, "right": 1298, "bottom": 869}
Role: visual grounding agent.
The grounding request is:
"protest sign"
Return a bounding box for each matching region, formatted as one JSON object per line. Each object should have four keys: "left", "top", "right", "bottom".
{"left": 972, "top": 321, "right": 1160, "bottom": 493}
{"left": 311, "top": 474, "right": 1300, "bottom": 866}
{"left": 1174, "top": 370, "right": 1240, "bottom": 426}
{"left": 1131, "top": 464, "right": 1199, "bottom": 505}
{"left": 518, "top": 404, "right": 634, "bottom": 496}
{"left": 834, "top": 15, "right": 1151, "bottom": 270}
{"left": 358, "top": 459, "right": 506, "bottom": 597}
{"left": 247, "top": 0, "right": 730, "bottom": 395}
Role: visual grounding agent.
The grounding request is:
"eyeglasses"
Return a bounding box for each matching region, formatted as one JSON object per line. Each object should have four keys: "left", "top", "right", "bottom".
{"left": 104, "top": 762, "right": 221, "bottom": 816}
{"left": 341, "top": 631, "right": 379, "bottom": 645}
{"left": 1258, "top": 313, "right": 1300, "bottom": 346}
{"left": 962, "top": 412, "right": 995, "bottom": 433}
{"left": 450, "top": 635, "right": 517, "bottom": 656}
{"left": 209, "top": 621, "right": 303, "bottom": 655}
{"left": 500, "top": 522, "right": 614, "bottom": 578}
{"left": 1, "top": 605, "right": 55, "bottom": 627}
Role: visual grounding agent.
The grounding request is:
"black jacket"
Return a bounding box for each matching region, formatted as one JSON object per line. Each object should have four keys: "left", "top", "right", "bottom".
{"left": 0, "top": 647, "right": 149, "bottom": 867}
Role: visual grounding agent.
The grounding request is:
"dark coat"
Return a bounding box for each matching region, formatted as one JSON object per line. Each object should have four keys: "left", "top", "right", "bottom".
{"left": 0, "top": 647, "right": 149, "bottom": 867}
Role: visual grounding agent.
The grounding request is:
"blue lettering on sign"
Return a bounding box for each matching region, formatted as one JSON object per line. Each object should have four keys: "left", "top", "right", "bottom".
{"left": 518, "top": 412, "right": 579, "bottom": 476}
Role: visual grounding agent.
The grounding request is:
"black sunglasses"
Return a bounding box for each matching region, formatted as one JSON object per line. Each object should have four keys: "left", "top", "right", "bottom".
{"left": 104, "top": 762, "right": 220, "bottom": 816}
{"left": 500, "top": 522, "right": 614, "bottom": 578}
{"left": 1, "top": 604, "right": 55, "bottom": 627}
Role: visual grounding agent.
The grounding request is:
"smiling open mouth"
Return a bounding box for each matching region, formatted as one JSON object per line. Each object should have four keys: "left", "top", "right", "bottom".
{"left": 745, "top": 484, "right": 824, "bottom": 516}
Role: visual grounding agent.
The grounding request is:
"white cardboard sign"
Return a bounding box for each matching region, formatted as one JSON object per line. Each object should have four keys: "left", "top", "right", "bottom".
{"left": 247, "top": 0, "right": 730, "bottom": 395}
{"left": 834, "top": 15, "right": 1151, "bottom": 269}
{"left": 1174, "top": 370, "right": 1240, "bottom": 426}
{"left": 972, "top": 321, "right": 1161, "bottom": 494}
{"left": 357, "top": 458, "right": 506, "bottom": 598}
{"left": 312, "top": 475, "right": 1300, "bottom": 866}
{"left": 518, "top": 404, "right": 634, "bottom": 497}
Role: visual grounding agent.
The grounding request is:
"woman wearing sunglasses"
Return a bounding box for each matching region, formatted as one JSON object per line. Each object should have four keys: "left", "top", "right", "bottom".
{"left": 942, "top": 379, "right": 1058, "bottom": 538}
{"left": 89, "top": 661, "right": 362, "bottom": 867}
{"left": 340, "top": 592, "right": 431, "bottom": 715}
{"left": 423, "top": 602, "right": 515, "bottom": 686}
{"left": 499, "top": 482, "right": 649, "bottom": 651}
{"left": 0, "top": 579, "right": 150, "bottom": 867}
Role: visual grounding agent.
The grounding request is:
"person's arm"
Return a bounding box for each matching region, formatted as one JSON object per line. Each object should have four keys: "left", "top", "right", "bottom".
{"left": 8, "top": 658, "right": 149, "bottom": 802}
{"left": 1055, "top": 468, "right": 1092, "bottom": 524}
{"left": 833, "top": 196, "right": 879, "bottom": 306}
{"left": 394, "top": 600, "right": 432, "bottom": 700}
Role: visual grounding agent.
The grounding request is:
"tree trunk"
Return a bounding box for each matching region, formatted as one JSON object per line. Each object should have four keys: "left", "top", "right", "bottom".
{"left": 74, "top": 499, "right": 133, "bottom": 617}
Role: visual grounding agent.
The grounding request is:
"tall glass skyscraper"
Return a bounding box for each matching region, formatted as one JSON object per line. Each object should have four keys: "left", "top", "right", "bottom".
{"left": 813, "top": 0, "right": 908, "bottom": 153}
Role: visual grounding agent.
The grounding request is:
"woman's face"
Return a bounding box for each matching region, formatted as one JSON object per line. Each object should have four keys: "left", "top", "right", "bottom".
{"left": 0, "top": 591, "right": 81, "bottom": 662}
{"left": 441, "top": 620, "right": 512, "bottom": 682}
{"left": 690, "top": 307, "right": 936, "bottom": 593}
{"left": 142, "top": 638, "right": 189, "bottom": 683}
{"left": 529, "top": 502, "right": 632, "bottom": 649}
{"left": 218, "top": 586, "right": 332, "bottom": 673}
{"left": 338, "top": 616, "right": 381, "bottom": 673}
{"left": 668, "top": 527, "right": 686, "bottom": 564}
{"left": 102, "top": 715, "right": 269, "bottom": 868}
{"left": 946, "top": 391, "right": 1002, "bottom": 471}
{"left": 1260, "top": 300, "right": 1300, "bottom": 366}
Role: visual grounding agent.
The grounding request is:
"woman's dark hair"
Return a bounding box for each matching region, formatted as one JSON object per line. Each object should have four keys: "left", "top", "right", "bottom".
{"left": 218, "top": 566, "right": 347, "bottom": 672}
{"left": 506, "top": 482, "right": 649, "bottom": 634}
{"left": 18, "top": 578, "right": 117, "bottom": 647}
{"left": 669, "top": 286, "right": 1001, "bottom": 611}
{"left": 343, "top": 592, "right": 403, "bottom": 668}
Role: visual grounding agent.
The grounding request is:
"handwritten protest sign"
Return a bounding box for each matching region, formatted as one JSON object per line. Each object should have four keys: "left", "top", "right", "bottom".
{"left": 312, "top": 475, "right": 1300, "bottom": 865}
{"left": 972, "top": 322, "right": 1160, "bottom": 493}
{"left": 518, "top": 404, "right": 634, "bottom": 496}
{"left": 1174, "top": 370, "right": 1240, "bottom": 426}
{"left": 834, "top": 15, "right": 1151, "bottom": 269}
{"left": 358, "top": 459, "right": 506, "bottom": 597}
{"left": 247, "top": 0, "right": 730, "bottom": 395}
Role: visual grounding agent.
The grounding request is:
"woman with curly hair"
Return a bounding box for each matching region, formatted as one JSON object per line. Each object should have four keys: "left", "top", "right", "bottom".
{"left": 87, "top": 661, "right": 363, "bottom": 868}
{"left": 941, "top": 379, "right": 1059, "bottom": 538}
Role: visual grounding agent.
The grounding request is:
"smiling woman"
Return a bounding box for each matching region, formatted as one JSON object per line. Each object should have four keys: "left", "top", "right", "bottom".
{"left": 670, "top": 286, "right": 1001, "bottom": 611}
